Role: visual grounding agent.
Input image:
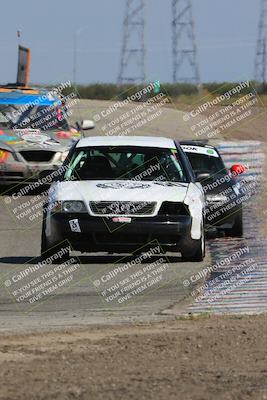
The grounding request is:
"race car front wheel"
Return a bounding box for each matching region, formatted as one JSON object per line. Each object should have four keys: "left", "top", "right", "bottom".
{"left": 182, "top": 223, "right": 205, "bottom": 262}
{"left": 41, "top": 213, "right": 70, "bottom": 263}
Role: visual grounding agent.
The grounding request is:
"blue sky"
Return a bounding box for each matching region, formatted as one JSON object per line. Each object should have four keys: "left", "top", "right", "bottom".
{"left": 0, "top": 0, "right": 260, "bottom": 84}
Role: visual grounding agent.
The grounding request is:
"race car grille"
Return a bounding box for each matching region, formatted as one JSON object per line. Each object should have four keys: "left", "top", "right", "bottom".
{"left": 19, "top": 151, "right": 56, "bottom": 162}
{"left": 89, "top": 201, "right": 156, "bottom": 216}
{"left": 0, "top": 172, "right": 24, "bottom": 178}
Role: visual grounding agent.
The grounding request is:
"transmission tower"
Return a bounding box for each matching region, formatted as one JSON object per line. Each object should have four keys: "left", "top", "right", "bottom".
{"left": 118, "top": 0, "right": 146, "bottom": 84}
{"left": 172, "top": 0, "right": 200, "bottom": 85}
{"left": 255, "top": 0, "right": 267, "bottom": 85}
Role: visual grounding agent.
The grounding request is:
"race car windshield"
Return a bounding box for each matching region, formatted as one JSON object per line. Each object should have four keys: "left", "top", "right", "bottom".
{"left": 0, "top": 104, "right": 69, "bottom": 131}
{"left": 185, "top": 152, "right": 228, "bottom": 176}
{"left": 64, "top": 146, "right": 188, "bottom": 182}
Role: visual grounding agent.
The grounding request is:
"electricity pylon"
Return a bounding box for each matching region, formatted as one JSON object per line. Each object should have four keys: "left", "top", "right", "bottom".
{"left": 118, "top": 0, "right": 146, "bottom": 84}
{"left": 172, "top": 0, "right": 200, "bottom": 85}
{"left": 255, "top": 0, "right": 267, "bottom": 85}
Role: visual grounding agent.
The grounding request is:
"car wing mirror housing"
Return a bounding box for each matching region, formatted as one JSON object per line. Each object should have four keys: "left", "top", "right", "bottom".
{"left": 76, "top": 119, "right": 95, "bottom": 131}
{"left": 230, "top": 164, "right": 246, "bottom": 176}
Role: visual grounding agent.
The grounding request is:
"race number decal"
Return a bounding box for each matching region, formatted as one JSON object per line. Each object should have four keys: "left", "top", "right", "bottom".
{"left": 69, "top": 219, "right": 81, "bottom": 233}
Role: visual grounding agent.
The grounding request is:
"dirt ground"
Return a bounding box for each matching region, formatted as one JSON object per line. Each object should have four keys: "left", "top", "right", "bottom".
{"left": 0, "top": 315, "right": 266, "bottom": 400}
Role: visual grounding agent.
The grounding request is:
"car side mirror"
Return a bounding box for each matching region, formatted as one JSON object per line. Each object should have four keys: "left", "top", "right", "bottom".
{"left": 76, "top": 119, "right": 95, "bottom": 131}
{"left": 230, "top": 164, "right": 246, "bottom": 176}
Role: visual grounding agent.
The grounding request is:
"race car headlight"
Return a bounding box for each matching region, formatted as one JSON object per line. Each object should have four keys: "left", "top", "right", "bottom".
{"left": 51, "top": 201, "right": 87, "bottom": 213}
{"left": 60, "top": 151, "right": 69, "bottom": 162}
{"left": 62, "top": 201, "right": 87, "bottom": 213}
{"left": 158, "top": 202, "right": 190, "bottom": 215}
{"left": 206, "top": 194, "right": 228, "bottom": 202}
{"left": 0, "top": 149, "right": 11, "bottom": 163}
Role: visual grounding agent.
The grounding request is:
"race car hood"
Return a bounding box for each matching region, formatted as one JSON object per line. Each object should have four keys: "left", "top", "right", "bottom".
{"left": 52, "top": 180, "right": 190, "bottom": 204}
{"left": 0, "top": 128, "right": 81, "bottom": 152}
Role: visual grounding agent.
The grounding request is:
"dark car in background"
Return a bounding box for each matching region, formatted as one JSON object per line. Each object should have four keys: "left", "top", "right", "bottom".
{"left": 180, "top": 141, "right": 246, "bottom": 237}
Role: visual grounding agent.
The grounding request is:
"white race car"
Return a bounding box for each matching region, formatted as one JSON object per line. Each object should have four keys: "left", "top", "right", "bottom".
{"left": 41, "top": 136, "right": 206, "bottom": 261}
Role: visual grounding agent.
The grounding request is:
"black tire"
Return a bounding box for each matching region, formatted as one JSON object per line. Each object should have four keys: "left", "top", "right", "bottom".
{"left": 40, "top": 208, "right": 48, "bottom": 257}
{"left": 41, "top": 211, "right": 70, "bottom": 263}
{"left": 228, "top": 209, "right": 243, "bottom": 237}
{"left": 181, "top": 227, "right": 205, "bottom": 262}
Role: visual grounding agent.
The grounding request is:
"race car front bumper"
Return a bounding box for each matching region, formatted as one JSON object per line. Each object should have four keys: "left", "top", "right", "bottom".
{"left": 0, "top": 162, "right": 61, "bottom": 185}
{"left": 47, "top": 212, "right": 197, "bottom": 253}
{"left": 205, "top": 197, "right": 243, "bottom": 229}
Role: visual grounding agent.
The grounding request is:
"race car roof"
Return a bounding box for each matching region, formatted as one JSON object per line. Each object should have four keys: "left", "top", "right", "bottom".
{"left": 0, "top": 92, "right": 59, "bottom": 106}
{"left": 179, "top": 140, "right": 210, "bottom": 147}
{"left": 77, "top": 136, "right": 176, "bottom": 149}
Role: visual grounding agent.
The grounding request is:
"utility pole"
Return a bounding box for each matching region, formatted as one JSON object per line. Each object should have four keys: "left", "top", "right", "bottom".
{"left": 172, "top": 0, "right": 200, "bottom": 85}
{"left": 118, "top": 0, "right": 146, "bottom": 84}
{"left": 73, "top": 27, "right": 89, "bottom": 88}
{"left": 255, "top": 0, "right": 267, "bottom": 86}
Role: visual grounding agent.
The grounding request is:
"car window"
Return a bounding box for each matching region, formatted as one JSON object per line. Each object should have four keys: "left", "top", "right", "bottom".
{"left": 64, "top": 146, "right": 189, "bottom": 182}
{"left": 185, "top": 152, "right": 227, "bottom": 175}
